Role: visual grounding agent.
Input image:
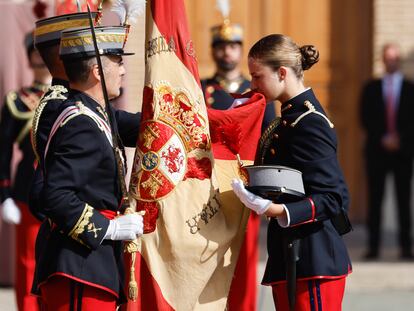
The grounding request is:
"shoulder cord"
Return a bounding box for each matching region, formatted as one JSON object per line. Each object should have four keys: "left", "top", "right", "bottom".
{"left": 5, "top": 92, "right": 34, "bottom": 143}
{"left": 290, "top": 100, "right": 334, "bottom": 128}
{"left": 44, "top": 102, "right": 113, "bottom": 162}
{"left": 32, "top": 85, "right": 69, "bottom": 161}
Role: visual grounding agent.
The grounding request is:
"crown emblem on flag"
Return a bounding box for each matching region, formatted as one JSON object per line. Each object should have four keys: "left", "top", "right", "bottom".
{"left": 154, "top": 82, "right": 210, "bottom": 152}
{"left": 129, "top": 82, "right": 212, "bottom": 203}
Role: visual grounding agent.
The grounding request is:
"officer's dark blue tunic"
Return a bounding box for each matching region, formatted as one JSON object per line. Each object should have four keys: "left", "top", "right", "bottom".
{"left": 31, "top": 90, "right": 140, "bottom": 301}
{"left": 260, "top": 88, "right": 351, "bottom": 284}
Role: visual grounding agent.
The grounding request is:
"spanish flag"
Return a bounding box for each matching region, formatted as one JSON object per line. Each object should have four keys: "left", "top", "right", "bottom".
{"left": 126, "top": 1, "right": 266, "bottom": 310}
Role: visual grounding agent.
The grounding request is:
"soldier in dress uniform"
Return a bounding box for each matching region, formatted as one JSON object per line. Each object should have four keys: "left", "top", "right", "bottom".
{"left": 201, "top": 21, "right": 249, "bottom": 109}
{"left": 30, "top": 11, "right": 99, "bottom": 220}
{"left": 0, "top": 31, "right": 51, "bottom": 311}
{"left": 31, "top": 26, "right": 144, "bottom": 310}
{"left": 201, "top": 20, "right": 276, "bottom": 132}
{"left": 232, "top": 34, "right": 352, "bottom": 311}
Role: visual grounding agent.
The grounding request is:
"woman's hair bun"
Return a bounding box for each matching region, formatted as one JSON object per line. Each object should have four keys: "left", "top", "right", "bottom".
{"left": 300, "top": 45, "right": 319, "bottom": 70}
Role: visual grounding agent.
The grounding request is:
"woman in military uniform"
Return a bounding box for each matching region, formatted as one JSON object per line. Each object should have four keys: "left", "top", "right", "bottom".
{"left": 231, "top": 34, "right": 352, "bottom": 311}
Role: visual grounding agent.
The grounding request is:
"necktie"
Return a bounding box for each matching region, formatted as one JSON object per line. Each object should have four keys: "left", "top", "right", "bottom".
{"left": 385, "top": 77, "right": 396, "bottom": 134}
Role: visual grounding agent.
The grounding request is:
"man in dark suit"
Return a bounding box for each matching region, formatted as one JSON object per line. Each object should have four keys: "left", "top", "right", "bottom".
{"left": 360, "top": 43, "right": 414, "bottom": 259}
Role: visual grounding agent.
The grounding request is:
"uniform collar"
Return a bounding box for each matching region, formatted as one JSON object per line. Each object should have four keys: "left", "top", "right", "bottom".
{"left": 51, "top": 77, "right": 70, "bottom": 88}
{"left": 70, "top": 89, "right": 100, "bottom": 107}
{"left": 281, "top": 87, "right": 316, "bottom": 115}
{"left": 69, "top": 89, "right": 110, "bottom": 120}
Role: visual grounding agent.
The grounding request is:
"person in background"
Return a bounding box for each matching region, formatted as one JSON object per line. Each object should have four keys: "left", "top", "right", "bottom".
{"left": 201, "top": 21, "right": 276, "bottom": 132}
{"left": 232, "top": 34, "right": 352, "bottom": 311}
{"left": 201, "top": 21, "right": 248, "bottom": 107}
{"left": 0, "top": 31, "right": 51, "bottom": 311}
{"left": 360, "top": 43, "right": 414, "bottom": 260}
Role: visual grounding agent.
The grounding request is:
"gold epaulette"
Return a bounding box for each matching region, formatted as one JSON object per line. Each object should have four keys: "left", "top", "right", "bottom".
{"left": 5, "top": 91, "right": 36, "bottom": 143}
{"left": 6, "top": 91, "right": 35, "bottom": 120}
{"left": 32, "top": 85, "right": 68, "bottom": 161}
{"left": 290, "top": 100, "right": 334, "bottom": 128}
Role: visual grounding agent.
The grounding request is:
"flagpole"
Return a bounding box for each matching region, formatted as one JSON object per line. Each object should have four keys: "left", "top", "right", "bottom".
{"left": 86, "top": 4, "right": 143, "bottom": 301}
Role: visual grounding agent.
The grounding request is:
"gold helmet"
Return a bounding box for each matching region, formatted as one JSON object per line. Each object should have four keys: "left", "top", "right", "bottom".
{"left": 211, "top": 0, "right": 243, "bottom": 46}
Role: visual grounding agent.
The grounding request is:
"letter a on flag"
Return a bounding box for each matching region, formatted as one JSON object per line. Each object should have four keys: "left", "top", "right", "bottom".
{"left": 127, "top": 1, "right": 267, "bottom": 310}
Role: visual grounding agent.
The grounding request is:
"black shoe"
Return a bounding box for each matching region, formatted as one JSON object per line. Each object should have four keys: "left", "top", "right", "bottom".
{"left": 363, "top": 251, "right": 379, "bottom": 260}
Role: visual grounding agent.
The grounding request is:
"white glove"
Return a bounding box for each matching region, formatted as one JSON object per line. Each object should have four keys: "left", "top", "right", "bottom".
{"left": 1, "top": 198, "right": 21, "bottom": 225}
{"left": 104, "top": 213, "right": 144, "bottom": 241}
{"left": 231, "top": 178, "right": 272, "bottom": 215}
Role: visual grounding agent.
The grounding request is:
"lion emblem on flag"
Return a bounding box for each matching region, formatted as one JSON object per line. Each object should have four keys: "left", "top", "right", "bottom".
{"left": 130, "top": 120, "right": 187, "bottom": 201}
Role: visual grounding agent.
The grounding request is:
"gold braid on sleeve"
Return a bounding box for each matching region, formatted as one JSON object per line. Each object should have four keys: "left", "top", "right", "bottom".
{"left": 68, "top": 204, "right": 94, "bottom": 248}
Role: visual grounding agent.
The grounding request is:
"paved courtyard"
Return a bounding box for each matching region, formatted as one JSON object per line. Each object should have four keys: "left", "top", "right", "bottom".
{"left": 1, "top": 177, "right": 413, "bottom": 310}
{"left": 1, "top": 224, "right": 414, "bottom": 311}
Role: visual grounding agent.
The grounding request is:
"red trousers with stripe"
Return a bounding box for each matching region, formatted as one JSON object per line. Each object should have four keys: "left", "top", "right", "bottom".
{"left": 39, "top": 276, "right": 117, "bottom": 311}
{"left": 272, "top": 278, "right": 346, "bottom": 311}
{"left": 15, "top": 201, "right": 41, "bottom": 311}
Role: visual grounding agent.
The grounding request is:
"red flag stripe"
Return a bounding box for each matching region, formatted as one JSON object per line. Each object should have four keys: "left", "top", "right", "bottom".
{"left": 207, "top": 92, "right": 267, "bottom": 160}
{"left": 150, "top": 0, "right": 201, "bottom": 85}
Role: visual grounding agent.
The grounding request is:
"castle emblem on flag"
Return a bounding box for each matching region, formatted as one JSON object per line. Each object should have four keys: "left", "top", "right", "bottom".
{"left": 130, "top": 81, "right": 213, "bottom": 204}
{"left": 130, "top": 120, "right": 187, "bottom": 202}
